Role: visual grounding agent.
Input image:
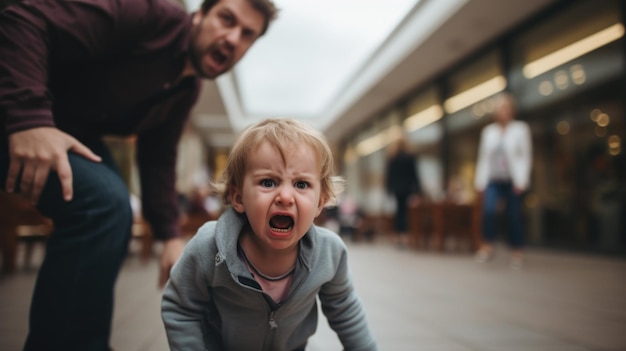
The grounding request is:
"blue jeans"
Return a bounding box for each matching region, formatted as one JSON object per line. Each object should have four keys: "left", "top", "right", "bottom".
{"left": 1, "top": 140, "right": 132, "bottom": 351}
{"left": 481, "top": 181, "right": 524, "bottom": 248}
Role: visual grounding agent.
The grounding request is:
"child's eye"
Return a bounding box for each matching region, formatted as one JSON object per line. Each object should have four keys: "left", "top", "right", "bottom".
{"left": 261, "top": 179, "right": 276, "bottom": 188}
{"left": 295, "top": 181, "right": 309, "bottom": 189}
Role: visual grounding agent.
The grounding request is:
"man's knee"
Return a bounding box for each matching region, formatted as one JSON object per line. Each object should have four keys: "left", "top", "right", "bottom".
{"left": 93, "top": 183, "right": 133, "bottom": 225}
{"left": 84, "top": 177, "right": 133, "bottom": 232}
{"left": 43, "top": 164, "right": 133, "bottom": 245}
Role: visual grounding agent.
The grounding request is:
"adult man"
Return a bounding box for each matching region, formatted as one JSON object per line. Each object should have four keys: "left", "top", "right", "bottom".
{"left": 0, "top": 0, "right": 278, "bottom": 349}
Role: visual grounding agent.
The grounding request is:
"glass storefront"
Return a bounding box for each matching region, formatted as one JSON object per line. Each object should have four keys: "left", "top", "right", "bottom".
{"left": 521, "top": 83, "right": 624, "bottom": 253}
{"left": 341, "top": 0, "right": 625, "bottom": 255}
{"left": 510, "top": 0, "right": 625, "bottom": 253}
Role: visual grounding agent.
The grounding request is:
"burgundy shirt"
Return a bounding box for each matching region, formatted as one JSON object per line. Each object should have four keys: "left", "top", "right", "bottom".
{"left": 0, "top": 0, "right": 202, "bottom": 240}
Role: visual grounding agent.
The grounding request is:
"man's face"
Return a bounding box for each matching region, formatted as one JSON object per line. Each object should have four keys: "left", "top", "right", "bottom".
{"left": 189, "top": 0, "right": 266, "bottom": 79}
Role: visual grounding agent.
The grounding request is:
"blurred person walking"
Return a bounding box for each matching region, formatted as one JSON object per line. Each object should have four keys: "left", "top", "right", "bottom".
{"left": 0, "top": 0, "right": 277, "bottom": 349}
{"left": 474, "top": 92, "right": 532, "bottom": 269}
{"left": 385, "top": 136, "right": 422, "bottom": 248}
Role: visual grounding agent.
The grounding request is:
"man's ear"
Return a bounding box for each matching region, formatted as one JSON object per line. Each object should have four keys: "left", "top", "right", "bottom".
{"left": 230, "top": 188, "right": 245, "bottom": 214}
{"left": 192, "top": 11, "right": 202, "bottom": 26}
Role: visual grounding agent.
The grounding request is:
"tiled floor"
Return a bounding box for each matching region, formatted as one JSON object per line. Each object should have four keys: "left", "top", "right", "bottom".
{"left": 1, "top": 238, "right": 626, "bottom": 351}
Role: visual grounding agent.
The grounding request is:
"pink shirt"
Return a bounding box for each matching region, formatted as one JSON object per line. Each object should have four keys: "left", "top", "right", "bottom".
{"left": 244, "top": 260, "right": 293, "bottom": 303}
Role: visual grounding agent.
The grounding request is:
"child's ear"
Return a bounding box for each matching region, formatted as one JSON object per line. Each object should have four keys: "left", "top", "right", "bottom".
{"left": 230, "top": 188, "right": 245, "bottom": 213}
{"left": 315, "top": 196, "right": 328, "bottom": 217}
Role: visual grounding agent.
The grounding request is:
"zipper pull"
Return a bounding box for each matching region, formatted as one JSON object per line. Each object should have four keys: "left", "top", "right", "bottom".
{"left": 268, "top": 311, "right": 278, "bottom": 329}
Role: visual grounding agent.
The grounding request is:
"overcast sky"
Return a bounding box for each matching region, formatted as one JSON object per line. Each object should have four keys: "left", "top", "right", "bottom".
{"left": 234, "top": 0, "right": 419, "bottom": 119}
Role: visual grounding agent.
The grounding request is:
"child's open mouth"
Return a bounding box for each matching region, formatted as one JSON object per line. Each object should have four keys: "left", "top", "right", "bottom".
{"left": 269, "top": 215, "right": 294, "bottom": 233}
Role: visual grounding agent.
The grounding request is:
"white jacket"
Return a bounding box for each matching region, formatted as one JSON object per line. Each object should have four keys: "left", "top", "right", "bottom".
{"left": 474, "top": 120, "right": 532, "bottom": 191}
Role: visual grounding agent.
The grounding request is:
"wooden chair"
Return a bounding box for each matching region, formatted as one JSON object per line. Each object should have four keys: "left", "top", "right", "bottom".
{"left": 1, "top": 192, "right": 158, "bottom": 272}
{"left": 352, "top": 214, "right": 393, "bottom": 242}
{"left": 131, "top": 218, "right": 154, "bottom": 261}
{"left": 180, "top": 210, "right": 217, "bottom": 237}
{"left": 431, "top": 200, "right": 482, "bottom": 252}
{"left": 408, "top": 202, "right": 435, "bottom": 249}
{"left": 0, "top": 192, "right": 53, "bottom": 274}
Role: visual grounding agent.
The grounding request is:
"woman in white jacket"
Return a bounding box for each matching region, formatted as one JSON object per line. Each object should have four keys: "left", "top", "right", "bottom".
{"left": 474, "top": 93, "right": 532, "bottom": 269}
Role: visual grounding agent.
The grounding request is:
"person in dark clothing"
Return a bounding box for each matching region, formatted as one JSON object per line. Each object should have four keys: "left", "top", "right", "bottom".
{"left": 0, "top": 0, "right": 278, "bottom": 349}
{"left": 385, "top": 136, "right": 422, "bottom": 247}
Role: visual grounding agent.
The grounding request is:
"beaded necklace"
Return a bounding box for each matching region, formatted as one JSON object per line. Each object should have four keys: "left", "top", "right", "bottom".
{"left": 238, "top": 244, "right": 296, "bottom": 282}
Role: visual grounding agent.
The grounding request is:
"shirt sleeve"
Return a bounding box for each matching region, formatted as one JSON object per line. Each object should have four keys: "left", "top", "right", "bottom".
{"left": 513, "top": 121, "right": 533, "bottom": 191}
{"left": 162, "top": 228, "right": 220, "bottom": 350}
{"left": 409, "top": 155, "right": 422, "bottom": 195}
{"left": 319, "top": 247, "right": 379, "bottom": 351}
{"left": 474, "top": 126, "right": 490, "bottom": 191}
{"left": 0, "top": 0, "right": 155, "bottom": 134}
{"left": 0, "top": 3, "right": 56, "bottom": 133}
{"left": 136, "top": 80, "right": 201, "bottom": 240}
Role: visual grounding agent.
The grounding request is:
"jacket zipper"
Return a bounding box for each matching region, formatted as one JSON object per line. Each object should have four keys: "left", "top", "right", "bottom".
{"left": 265, "top": 263, "right": 312, "bottom": 332}
{"left": 268, "top": 310, "right": 278, "bottom": 329}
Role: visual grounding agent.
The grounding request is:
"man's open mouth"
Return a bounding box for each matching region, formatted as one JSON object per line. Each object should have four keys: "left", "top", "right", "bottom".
{"left": 210, "top": 48, "right": 227, "bottom": 65}
{"left": 269, "top": 215, "right": 294, "bottom": 233}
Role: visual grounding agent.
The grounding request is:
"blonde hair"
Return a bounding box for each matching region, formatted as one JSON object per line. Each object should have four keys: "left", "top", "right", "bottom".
{"left": 213, "top": 118, "right": 344, "bottom": 207}
{"left": 493, "top": 91, "right": 517, "bottom": 111}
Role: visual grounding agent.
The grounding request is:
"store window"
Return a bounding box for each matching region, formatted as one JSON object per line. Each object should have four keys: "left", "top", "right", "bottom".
{"left": 350, "top": 109, "right": 404, "bottom": 216}
{"left": 510, "top": 0, "right": 623, "bottom": 111}
{"left": 405, "top": 86, "right": 445, "bottom": 200}
{"left": 510, "top": 0, "right": 625, "bottom": 252}
{"left": 444, "top": 49, "right": 506, "bottom": 204}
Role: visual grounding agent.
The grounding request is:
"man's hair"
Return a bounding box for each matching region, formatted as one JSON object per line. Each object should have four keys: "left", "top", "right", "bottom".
{"left": 200, "top": 0, "right": 279, "bottom": 36}
{"left": 214, "top": 118, "right": 343, "bottom": 208}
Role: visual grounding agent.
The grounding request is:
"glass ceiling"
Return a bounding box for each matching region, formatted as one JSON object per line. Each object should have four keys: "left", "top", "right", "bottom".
{"left": 234, "top": 0, "right": 420, "bottom": 119}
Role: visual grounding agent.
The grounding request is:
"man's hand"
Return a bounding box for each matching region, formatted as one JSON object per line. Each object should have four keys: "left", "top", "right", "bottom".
{"left": 6, "top": 127, "right": 101, "bottom": 204}
{"left": 159, "top": 237, "right": 186, "bottom": 289}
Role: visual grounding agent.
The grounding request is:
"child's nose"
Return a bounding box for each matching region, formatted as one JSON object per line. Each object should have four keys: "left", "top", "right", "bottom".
{"left": 275, "top": 185, "right": 295, "bottom": 205}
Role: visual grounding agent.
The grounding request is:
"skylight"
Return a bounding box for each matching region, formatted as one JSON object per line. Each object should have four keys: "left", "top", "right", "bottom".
{"left": 234, "top": 0, "right": 420, "bottom": 119}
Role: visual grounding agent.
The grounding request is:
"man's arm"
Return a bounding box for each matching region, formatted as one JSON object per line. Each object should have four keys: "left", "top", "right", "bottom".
{"left": 0, "top": 0, "right": 149, "bottom": 203}
{"left": 515, "top": 121, "right": 533, "bottom": 193}
{"left": 0, "top": 0, "right": 148, "bottom": 134}
{"left": 136, "top": 79, "right": 202, "bottom": 286}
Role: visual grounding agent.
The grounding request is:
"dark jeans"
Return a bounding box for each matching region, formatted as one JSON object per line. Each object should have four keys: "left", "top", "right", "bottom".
{"left": 1, "top": 140, "right": 132, "bottom": 351}
{"left": 482, "top": 181, "right": 524, "bottom": 248}
{"left": 393, "top": 192, "right": 410, "bottom": 233}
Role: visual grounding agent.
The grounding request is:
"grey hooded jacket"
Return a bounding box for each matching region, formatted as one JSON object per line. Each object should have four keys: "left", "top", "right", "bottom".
{"left": 161, "top": 208, "right": 378, "bottom": 351}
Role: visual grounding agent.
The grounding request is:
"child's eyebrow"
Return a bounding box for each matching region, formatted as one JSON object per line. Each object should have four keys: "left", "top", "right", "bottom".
{"left": 250, "top": 168, "right": 281, "bottom": 177}
{"left": 293, "top": 172, "right": 320, "bottom": 180}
